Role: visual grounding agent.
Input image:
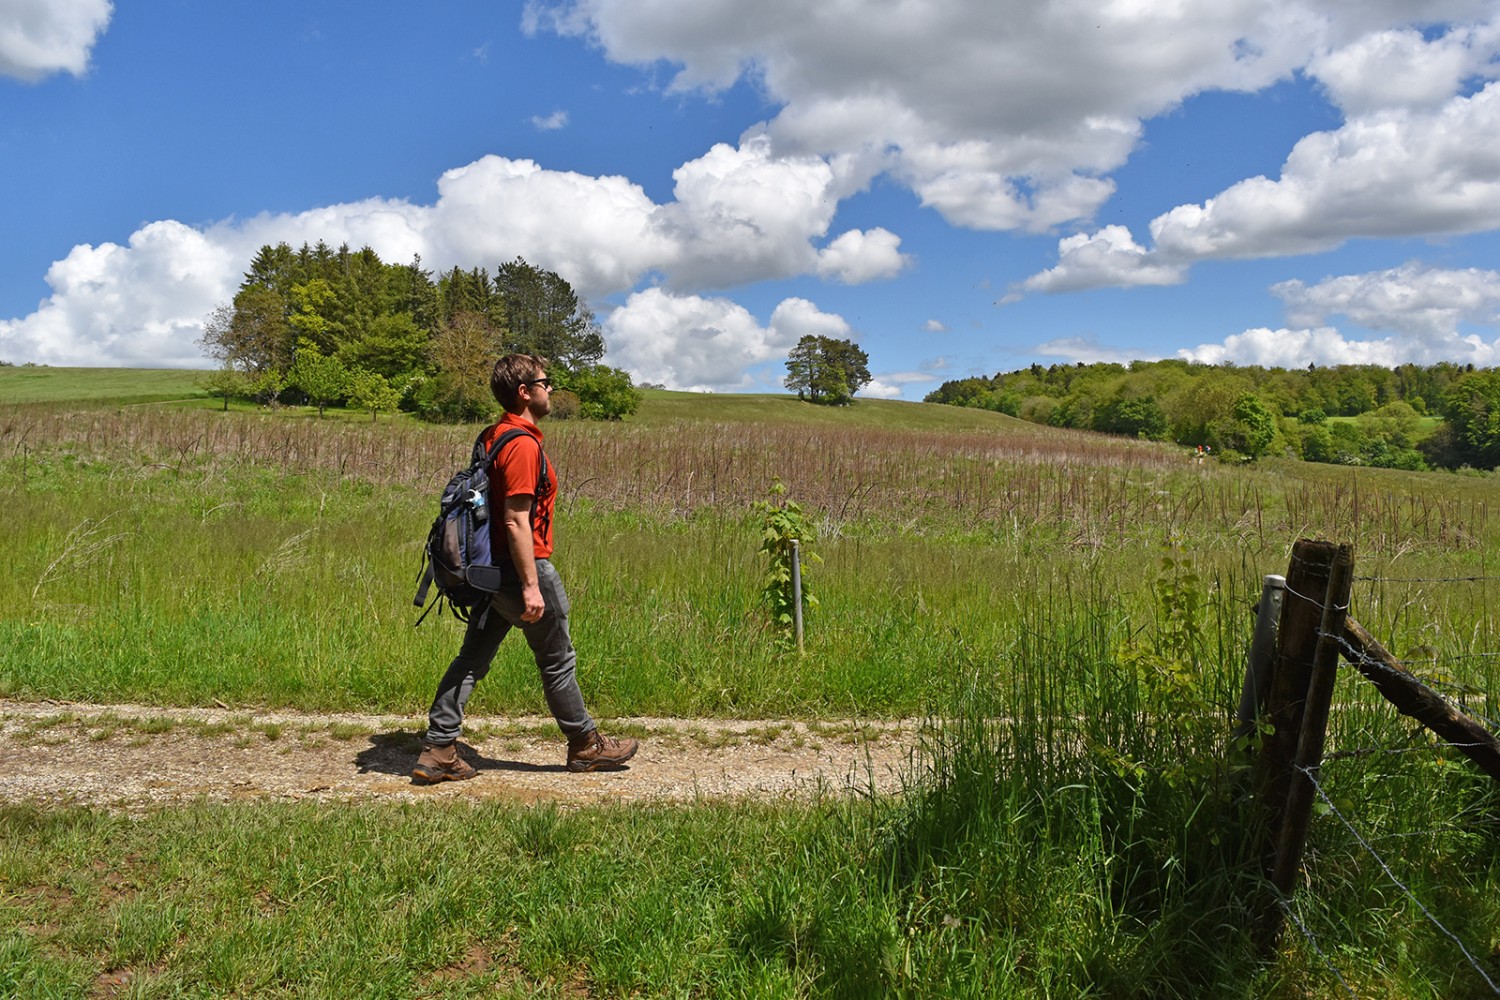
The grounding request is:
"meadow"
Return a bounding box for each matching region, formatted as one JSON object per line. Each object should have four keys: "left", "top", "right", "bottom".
{"left": 1, "top": 376, "right": 1498, "bottom": 997}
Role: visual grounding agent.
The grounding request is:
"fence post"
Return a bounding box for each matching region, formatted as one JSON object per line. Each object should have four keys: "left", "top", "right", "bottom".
{"left": 1270, "top": 543, "right": 1354, "bottom": 898}
{"left": 1253, "top": 540, "right": 1338, "bottom": 877}
{"left": 1341, "top": 617, "right": 1500, "bottom": 784}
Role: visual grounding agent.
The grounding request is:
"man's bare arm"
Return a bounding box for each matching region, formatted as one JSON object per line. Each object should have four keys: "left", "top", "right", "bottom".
{"left": 502, "top": 494, "right": 545, "bottom": 622}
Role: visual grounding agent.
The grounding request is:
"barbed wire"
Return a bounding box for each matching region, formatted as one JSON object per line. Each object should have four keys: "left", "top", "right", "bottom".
{"left": 1270, "top": 558, "right": 1500, "bottom": 991}
{"left": 1279, "top": 898, "right": 1358, "bottom": 998}
{"left": 1354, "top": 575, "right": 1500, "bottom": 584}
{"left": 1297, "top": 764, "right": 1500, "bottom": 995}
{"left": 1322, "top": 630, "right": 1500, "bottom": 726}
{"left": 1281, "top": 582, "right": 1346, "bottom": 612}
{"left": 1324, "top": 740, "right": 1498, "bottom": 760}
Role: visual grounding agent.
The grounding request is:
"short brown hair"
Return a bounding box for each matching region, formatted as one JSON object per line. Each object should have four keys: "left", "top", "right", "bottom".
{"left": 490, "top": 354, "right": 548, "bottom": 413}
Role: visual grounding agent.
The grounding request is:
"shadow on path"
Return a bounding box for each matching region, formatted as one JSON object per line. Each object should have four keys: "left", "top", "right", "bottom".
{"left": 354, "top": 731, "right": 576, "bottom": 781}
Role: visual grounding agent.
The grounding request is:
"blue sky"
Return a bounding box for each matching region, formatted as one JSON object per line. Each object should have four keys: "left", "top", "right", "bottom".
{"left": 4, "top": 1, "right": 1500, "bottom": 398}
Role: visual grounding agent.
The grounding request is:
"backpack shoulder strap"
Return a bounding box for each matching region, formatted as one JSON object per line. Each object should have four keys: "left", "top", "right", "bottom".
{"left": 473, "top": 425, "right": 509, "bottom": 468}
{"left": 489, "top": 426, "right": 549, "bottom": 496}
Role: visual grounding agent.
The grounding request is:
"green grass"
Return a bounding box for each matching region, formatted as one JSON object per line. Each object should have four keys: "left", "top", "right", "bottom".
{"left": 2, "top": 384, "right": 1498, "bottom": 996}
{"left": 2, "top": 606, "right": 1495, "bottom": 997}
{"left": 0, "top": 366, "right": 209, "bottom": 404}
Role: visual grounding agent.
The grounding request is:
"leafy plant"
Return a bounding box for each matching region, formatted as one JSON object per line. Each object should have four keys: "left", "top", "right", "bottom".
{"left": 751, "top": 479, "right": 820, "bottom": 643}
{"left": 1112, "top": 541, "right": 1217, "bottom": 787}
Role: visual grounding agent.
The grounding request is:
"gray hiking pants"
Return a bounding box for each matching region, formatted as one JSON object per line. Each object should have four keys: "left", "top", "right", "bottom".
{"left": 424, "top": 559, "right": 595, "bottom": 746}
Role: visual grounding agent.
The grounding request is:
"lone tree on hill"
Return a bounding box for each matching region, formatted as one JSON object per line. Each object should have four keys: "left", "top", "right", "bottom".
{"left": 784, "top": 335, "right": 872, "bottom": 405}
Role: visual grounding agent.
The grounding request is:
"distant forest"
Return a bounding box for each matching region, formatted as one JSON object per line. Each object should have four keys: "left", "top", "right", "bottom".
{"left": 925, "top": 359, "right": 1500, "bottom": 471}
{"left": 198, "top": 241, "right": 639, "bottom": 421}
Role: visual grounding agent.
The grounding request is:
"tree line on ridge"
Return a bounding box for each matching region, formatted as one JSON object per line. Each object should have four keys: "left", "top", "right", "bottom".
{"left": 926, "top": 359, "right": 1500, "bottom": 471}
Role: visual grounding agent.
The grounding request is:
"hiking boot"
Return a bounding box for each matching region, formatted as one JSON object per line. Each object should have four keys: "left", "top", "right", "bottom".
{"left": 566, "top": 730, "right": 639, "bottom": 772}
{"left": 412, "top": 742, "right": 477, "bottom": 783}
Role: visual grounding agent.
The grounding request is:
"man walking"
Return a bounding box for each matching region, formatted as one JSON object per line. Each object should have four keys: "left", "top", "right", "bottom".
{"left": 413, "top": 354, "right": 639, "bottom": 782}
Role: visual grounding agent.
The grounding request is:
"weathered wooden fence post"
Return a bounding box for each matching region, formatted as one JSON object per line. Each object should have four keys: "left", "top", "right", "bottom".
{"left": 1270, "top": 543, "right": 1354, "bottom": 897}
{"left": 1253, "top": 540, "right": 1338, "bottom": 876}
{"left": 1341, "top": 618, "right": 1500, "bottom": 784}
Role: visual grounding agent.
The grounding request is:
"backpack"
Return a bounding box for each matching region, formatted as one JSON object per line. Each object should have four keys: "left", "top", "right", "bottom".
{"left": 412, "top": 424, "right": 550, "bottom": 625}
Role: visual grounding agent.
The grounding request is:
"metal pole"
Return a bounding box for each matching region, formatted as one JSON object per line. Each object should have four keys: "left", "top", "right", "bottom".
{"left": 790, "top": 538, "right": 804, "bottom": 653}
{"left": 1234, "top": 574, "right": 1286, "bottom": 744}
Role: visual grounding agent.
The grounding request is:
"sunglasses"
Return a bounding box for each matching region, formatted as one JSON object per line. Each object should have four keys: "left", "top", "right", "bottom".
{"left": 524, "top": 378, "right": 552, "bottom": 390}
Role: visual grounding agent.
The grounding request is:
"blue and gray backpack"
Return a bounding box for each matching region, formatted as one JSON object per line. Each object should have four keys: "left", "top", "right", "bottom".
{"left": 413, "top": 425, "right": 549, "bottom": 625}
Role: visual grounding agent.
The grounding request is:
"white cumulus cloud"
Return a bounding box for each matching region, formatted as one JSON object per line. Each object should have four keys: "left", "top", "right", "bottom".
{"left": 1273, "top": 262, "right": 1500, "bottom": 339}
{"left": 0, "top": 221, "right": 236, "bottom": 367}
{"left": 1182, "top": 263, "right": 1500, "bottom": 366}
{"left": 0, "top": 0, "right": 111, "bottom": 82}
{"left": 0, "top": 138, "right": 902, "bottom": 368}
{"left": 426, "top": 155, "right": 667, "bottom": 298}
{"left": 534, "top": 0, "right": 1466, "bottom": 232}
{"left": 601, "top": 289, "right": 850, "bottom": 392}
{"left": 655, "top": 136, "right": 869, "bottom": 290}
{"left": 531, "top": 110, "right": 570, "bottom": 130}
{"left": 1308, "top": 19, "right": 1500, "bottom": 116}
{"left": 1150, "top": 81, "right": 1500, "bottom": 260}
{"left": 815, "top": 227, "right": 908, "bottom": 284}
{"left": 1009, "top": 225, "right": 1187, "bottom": 298}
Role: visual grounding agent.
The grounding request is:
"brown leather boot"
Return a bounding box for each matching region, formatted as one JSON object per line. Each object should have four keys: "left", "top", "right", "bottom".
{"left": 412, "top": 742, "right": 477, "bottom": 783}
{"left": 566, "top": 730, "right": 639, "bottom": 772}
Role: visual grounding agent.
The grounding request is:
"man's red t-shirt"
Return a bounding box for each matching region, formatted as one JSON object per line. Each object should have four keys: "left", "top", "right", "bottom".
{"left": 481, "top": 413, "right": 555, "bottom": 559}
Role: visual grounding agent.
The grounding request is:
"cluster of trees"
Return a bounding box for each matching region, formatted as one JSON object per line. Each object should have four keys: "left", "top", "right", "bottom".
{"left": 199, "top": 241, "right": 639, "bottom": 421}
{"left": 926, "top": 359, "right": 1500, "bottom": 471}
{"left": 783, "top": 335, "right": 872, "bottom": 405}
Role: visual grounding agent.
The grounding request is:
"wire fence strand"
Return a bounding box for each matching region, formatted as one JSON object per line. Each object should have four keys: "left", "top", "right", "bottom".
{"left": 1279, "top": 898, "right": 1359, "bottom": 999}
{"left": 1298, "top": 764, "right": 1500, "bottom": 995}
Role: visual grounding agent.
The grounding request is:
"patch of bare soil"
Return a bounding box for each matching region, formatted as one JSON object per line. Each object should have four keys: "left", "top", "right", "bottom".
{"left": 0, "top": 699, "right": 921, "bottom": 813}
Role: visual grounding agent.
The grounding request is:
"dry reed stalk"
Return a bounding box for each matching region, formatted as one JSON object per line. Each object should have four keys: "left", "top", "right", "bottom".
{"left": 4, "top": 404, "right": 1489, "bottom": 553}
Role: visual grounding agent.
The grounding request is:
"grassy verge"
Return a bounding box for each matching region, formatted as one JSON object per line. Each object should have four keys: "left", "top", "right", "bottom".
{"left": 3, "top": 603, "right": 1496, "bottom": 997}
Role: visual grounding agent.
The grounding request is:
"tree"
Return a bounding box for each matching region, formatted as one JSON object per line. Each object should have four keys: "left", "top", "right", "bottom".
{"left": 1439, "top": 369, "right": 1500, "bottom": 469}
{"left": 336, "top": 311, "right": 428, "bottom": 380}
{"left": 289, "top": 340, "right": 349, "bottom": 417}
{"left": 1097, "top": 393, "right": 1168, "bottom": 439}
{"left": 555, "top": 364, "right": 641, "bottom": 420}
{"left": 347, "top": 368, "right": 404, "bottom": 422}
{"left": 437, "top": 267, "right": 503, "bottom": 328}
{"left": 422, "top": 311, "right": 506, "bottom": 422}
{"left": 197, "top": 286, "right": 293, "bottom": 381}
{"left": 1207, "top": 393, "right": 1277, "bottom": 459}
{"left": 1300, "top": 424, "right": 1337, "bottom": 464}
{"left": 783, "top": 335, "right": 872, "bottom": 405}
{"left": 784, "top": 338, "right": 818, "bottom": 400}
{"left": 199, "top": 367, "right": 251, "bottom": 411}
{"left": 494, "top": 258, "right": 605, "bottom": 370}
{"left": 286, "top": 279, "right": 342, "bottom": 354}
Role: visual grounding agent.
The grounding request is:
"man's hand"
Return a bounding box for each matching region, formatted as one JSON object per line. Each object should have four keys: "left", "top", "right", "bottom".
{"left": 520, "top": 583, "right": 545, "bottom": 622}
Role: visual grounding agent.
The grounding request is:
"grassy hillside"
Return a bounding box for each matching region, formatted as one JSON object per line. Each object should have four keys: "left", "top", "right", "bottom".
{"left": 0, "top": 365, "right": 209, "bottom": 404}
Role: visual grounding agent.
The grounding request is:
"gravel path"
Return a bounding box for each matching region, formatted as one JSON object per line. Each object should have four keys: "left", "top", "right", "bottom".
{"left": 0, "top": 699, "right": 922, "bottom": 812}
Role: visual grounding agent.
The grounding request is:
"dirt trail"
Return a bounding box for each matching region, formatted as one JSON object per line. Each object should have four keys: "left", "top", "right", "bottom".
{"left": 0, "top": 699, "right": 921, "bottom": 812}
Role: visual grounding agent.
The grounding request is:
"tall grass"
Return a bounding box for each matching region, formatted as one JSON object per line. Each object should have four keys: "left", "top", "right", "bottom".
{"left": 2, "top": 401, "right": 1494, "bottom": 716}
